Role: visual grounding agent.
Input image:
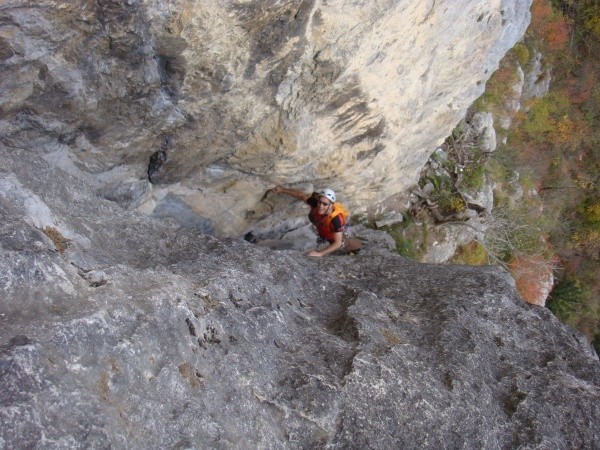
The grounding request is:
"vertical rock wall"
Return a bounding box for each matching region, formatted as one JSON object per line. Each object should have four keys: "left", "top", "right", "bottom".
{"left": 0, "top": 0, "right": 532, "bottom": 235}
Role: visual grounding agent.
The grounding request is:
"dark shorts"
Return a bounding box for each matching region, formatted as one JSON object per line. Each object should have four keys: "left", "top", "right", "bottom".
{"left": 320, "top": 233, "right": 351, "bottom": 253}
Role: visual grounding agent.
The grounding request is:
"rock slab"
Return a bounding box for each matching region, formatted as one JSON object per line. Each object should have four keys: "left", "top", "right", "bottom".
{"left": 1, "top": 151, "right": 598, "bottom": 449}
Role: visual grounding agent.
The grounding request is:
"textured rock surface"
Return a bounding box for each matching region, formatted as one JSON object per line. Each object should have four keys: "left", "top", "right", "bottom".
{"left": 3, "top": 2, "right": 598, "bottom": 448}
{"left": 0, "top": 0, "right": 532, "bottom": 236}
{"left": 1, "top": 150, "right": 599, "bottom": 448}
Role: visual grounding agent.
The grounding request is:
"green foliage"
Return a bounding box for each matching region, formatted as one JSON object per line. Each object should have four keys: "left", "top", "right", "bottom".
{"left": 451, "top": 241, "right": 489, "bottom": 265}
{"left": 425, "top": 174, "right": 466, "bottom": 215}
{"left": 460, "top": 164, "right": 486, "bottom": 190}
{"left": 429, "top": 173, "right": 451, "bottom": 191}
{"left": 395, "top": 236, "right": 418, "bottom": 258}
{"left": 380, "top": 217, "right": 427, "bottom": 259}
{"left": 553, "top": 0, "right": 600, "bottom": 51}
{"left": 513, "top": 43, "right": 532, "bottom": 67}
{"left": 547, "top": 277, "right": 590, "bottom": 321}
{"left": 580, "top": 196, "right": 600, "bottom": 224}
{"left": 570, "top": 195, "right": 600, "bottom": 254}
{"left": 380, "top": 221, "right": 411, "bottom": 257}
{"left": 438, "top": 194, "right": 466, "bottom": 214}
{"left": 520, "top": 91, "right": 572, "bottom": 142}
{"left": 474, "top": 64, "right": 522, "bottom": 113}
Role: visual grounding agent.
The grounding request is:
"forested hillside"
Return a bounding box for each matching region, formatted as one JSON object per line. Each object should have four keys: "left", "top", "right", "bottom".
{"left": 474, "top": 0, "right": 599, "bottom": 350}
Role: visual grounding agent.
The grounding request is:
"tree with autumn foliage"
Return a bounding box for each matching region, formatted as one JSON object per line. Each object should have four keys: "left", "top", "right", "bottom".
{"left": 466, "top": 0, "right": 600, "bottom": 350}
{"left": 521, "top": 0, "right": 600, "bottom": 349}
{"left": 530, "top": 0, "right": 571, "bottom": 51}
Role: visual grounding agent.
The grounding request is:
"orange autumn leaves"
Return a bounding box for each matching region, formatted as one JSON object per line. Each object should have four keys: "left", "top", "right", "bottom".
{"left": 530, "top": 0, "right": 571, "bottom": 51}
{"left": 509, "top": 254, "right": 555, "bottom": 305}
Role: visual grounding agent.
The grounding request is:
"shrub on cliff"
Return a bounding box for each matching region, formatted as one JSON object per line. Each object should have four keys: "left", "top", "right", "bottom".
{"left": 451, "top": 241, "right": 488, "bottom": 266}
{"left": 547, "top": 276, "right": 590, "bottom": 322}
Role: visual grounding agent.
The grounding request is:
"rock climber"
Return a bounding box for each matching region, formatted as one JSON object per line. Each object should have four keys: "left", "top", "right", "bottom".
{"left": 273, "top": 185, "right": 362, "bottom": 257}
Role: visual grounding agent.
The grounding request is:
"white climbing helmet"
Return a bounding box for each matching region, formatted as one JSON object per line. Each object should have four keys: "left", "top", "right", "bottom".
{"left": 318, "top": 188, "right": 336, "bottom": 203}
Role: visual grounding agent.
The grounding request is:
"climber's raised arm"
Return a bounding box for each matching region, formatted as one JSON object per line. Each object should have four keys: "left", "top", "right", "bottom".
{"left": 273, "top": 185, "right": 310, "bottom": 202}
{"left": 272, "top": 186, "right": 363, "bottom": 257}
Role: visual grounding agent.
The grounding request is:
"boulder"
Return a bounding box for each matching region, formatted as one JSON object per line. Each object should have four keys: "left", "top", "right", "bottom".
{"left": 470, "top": 112, "right": 497, "bottom": 153}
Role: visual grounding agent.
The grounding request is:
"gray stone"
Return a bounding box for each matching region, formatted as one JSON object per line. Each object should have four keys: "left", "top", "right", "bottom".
{"left": 0, "top": 0, "right": 532, "bottom": 235}
{"left": 433, "top": 148, "right": 449, "bottom": 162}
{"left": 464, "top": 179, "right": 495, "bottom": 213}
{"left": 470, "top": 112, "right": 497, "bottom": 153}
{"left": 422, "top": 181, "right": 436, "bottom": 195}
{"left": 375, "top": 212, "right": 405, "bottom": 229}
{"left": 3, "top": 2, "right": 598, "bottom": 447}
{"left": 98, "top": 180, "right": 149, "bottom": 209}
{"left": 78, "top": 269, "right": 108, "bottom": 287}
{"left": 1, "top": 149, "right": 598, "bottom": 450}
{"left": 522, "top": 51, "right": 551, "bottom": 101}
{"left": 421, "top": 221, "right": 486, "bottom": 264}
{"left": 152, "top": 193, "right": 214, "bottom": 235}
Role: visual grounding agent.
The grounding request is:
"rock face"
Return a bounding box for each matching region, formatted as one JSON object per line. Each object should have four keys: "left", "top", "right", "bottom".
{"left": 4, "top": 2, "right": 598, "bottom": 448}
{"left": 2, "top": 150, "right": 599, "bottom": 448}
{"left": 0, "top": 0, "right": 532, "bottom": 236}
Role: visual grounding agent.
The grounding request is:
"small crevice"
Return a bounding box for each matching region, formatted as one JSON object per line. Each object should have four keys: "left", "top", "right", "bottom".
{"left": 502, "top": 388, "right": 527, "bottom": 418}
{"left": 419, "top": 0, "right": 437, "bottom": 25}
{"left": 185, "top": 318, "right": 197, "bottom": 337}
{"left": 326, "top": 288, "right": 361, "bottom": 383}
{"left": 147, "top": 137, "right": 172, "bottom": 183}
{"left": 327, "top": 290, "right": 359, "bottom": 344}
{"left": 197, "top": 324, "right": 221, "bottom": 350}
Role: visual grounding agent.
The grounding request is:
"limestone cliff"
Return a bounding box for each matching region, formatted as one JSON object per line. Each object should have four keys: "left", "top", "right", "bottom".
{"left": 3, "top": 1, "right": 599, "bottom": 448}
{"left": 1, "top": 0, "right": 531, "bottom": 235}
{"left": 1, "top": 150, "right": 599, "bottom": 448}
